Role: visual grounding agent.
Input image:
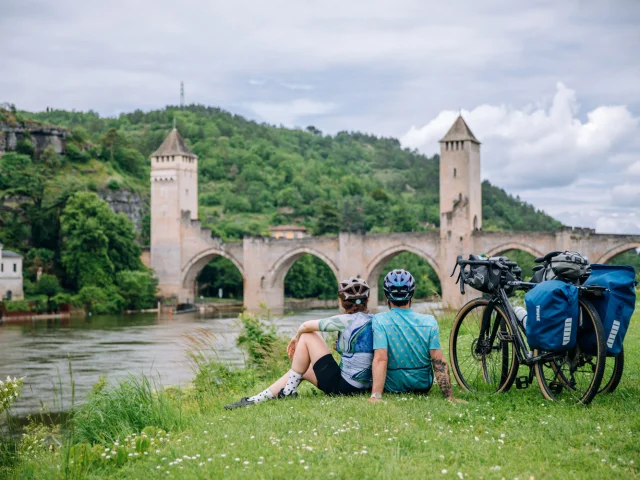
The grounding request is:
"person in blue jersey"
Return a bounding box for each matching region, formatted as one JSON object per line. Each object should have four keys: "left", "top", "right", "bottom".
{"left": 225, "top": 277, "right": 373, "bottom": 409}
{"left": 369, "top": 269, "right": 465, "bottom": 404}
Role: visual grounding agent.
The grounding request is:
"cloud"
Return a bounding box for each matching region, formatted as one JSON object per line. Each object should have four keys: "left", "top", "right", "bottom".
{"left": 595, "top": 214, "right": 640, "bottom": 235}
{"left": 401, "top": 83, "right": 638, "bottom": 189}
{"left": 611, "top": 184, "right": 640, "bottom": 207}
{"left": 626, "top": 161, "right": 640, "bottom": 176}
{"left": 245, "top": 99, "right": 337, "bottom": 127}
{"left": 402, "top": 83, "right": 640, "bottom": 234}
{"left": 248, "top": 78, "right": 314, "bottom": 91}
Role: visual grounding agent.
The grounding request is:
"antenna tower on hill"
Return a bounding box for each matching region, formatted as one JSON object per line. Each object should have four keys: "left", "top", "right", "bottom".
{"left": 180, "top": 81, "right": 185, "bottom": 108}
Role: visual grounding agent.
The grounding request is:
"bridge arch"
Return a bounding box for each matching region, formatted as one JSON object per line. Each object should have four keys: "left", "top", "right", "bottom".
{"left": 365, "top": 245, "right": 442, "bottom": 304}
{"left": 181, "top": 248, "right": 245, "bottom": 301}
{"left": 485, "top": 242, "right": 544, "bottom": 259}
{"left": 268, "top": 247, "right": 339, "bottom": 288}
{"left": 595, "top": 242, "right": 640, "bottom": 264}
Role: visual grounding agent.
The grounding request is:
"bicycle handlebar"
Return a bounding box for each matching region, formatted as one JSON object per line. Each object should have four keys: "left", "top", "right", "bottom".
{"left": 451, "top": 254, "right": 526, "bottom": 296}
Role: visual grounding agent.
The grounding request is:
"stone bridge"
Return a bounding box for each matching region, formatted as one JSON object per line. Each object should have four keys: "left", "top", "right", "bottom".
{"left": 149, "top": 117, "right": 640, "bottom": 312}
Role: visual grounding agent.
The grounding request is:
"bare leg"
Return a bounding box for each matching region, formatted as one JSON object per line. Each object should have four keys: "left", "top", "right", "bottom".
{"left": 268, "top": 333, "right": 329, "bottom": 396}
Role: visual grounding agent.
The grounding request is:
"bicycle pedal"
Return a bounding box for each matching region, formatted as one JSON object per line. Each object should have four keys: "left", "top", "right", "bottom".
{"left": 515, "top": 376, "right": 529, "bottom": 389}
{"left": 549, "top": 382, "right": 563, "bottom": 395}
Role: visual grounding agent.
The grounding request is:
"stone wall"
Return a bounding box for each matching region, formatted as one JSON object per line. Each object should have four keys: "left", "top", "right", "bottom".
{"left": 0, "top": 125, "right": 67, "bottom": 157}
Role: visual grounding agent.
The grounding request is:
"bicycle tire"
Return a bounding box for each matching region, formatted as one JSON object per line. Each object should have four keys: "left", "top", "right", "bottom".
{"left": 449, "top": 297, "right": 519, "bottom": 394}
{"left": 599, "top": 346, "right": 624, "bottom": 394}
{"left": 534, "top": 299, "right": 606, "bottom": 405}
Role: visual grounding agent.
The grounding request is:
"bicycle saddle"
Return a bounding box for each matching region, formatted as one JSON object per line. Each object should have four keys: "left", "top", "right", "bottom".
{"left": 534, "top": 251, "right": 562, "bottom": 264}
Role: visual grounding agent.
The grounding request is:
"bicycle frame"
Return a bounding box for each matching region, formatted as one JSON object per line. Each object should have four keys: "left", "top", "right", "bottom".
{"left": 478, "top": 281, "right": 608, "bottom": 367}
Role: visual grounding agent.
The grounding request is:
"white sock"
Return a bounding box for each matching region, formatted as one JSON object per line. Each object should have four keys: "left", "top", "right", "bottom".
{"left": 248, "top": 388, "right": 275, "bottom": 404}
{"left": 282, "top": 370, "right": 303, "bottom": 395}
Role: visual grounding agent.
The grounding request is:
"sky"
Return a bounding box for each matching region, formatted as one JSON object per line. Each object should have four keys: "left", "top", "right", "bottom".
{"left": 1, "top": 0, "right": 639, "bottom": 234}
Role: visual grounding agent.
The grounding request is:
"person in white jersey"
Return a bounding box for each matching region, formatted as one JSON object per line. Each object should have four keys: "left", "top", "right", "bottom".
{"left": 225, "top": 277, "right": 374, "bottom": 409}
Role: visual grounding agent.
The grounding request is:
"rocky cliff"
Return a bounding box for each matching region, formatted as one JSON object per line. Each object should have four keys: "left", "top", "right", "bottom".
{"left": 0, "top": 124, "right": 67, "bottom": 158}
{"left": 98, "top": 189, "right": 148, "bottom": 235}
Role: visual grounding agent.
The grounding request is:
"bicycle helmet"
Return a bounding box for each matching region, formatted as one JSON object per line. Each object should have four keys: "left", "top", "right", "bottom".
{"left": 383, "top": 269, "right": 415, "bottom": 302}
{"left": 338, "top": 277, "right": 370, "bottom": 304}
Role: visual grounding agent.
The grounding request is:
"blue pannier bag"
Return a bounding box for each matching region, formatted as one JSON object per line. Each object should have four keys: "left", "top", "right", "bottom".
{"left": 582, "top": 264, "right": 636, "bottom": 356}
{"left": 525, "top": 280, "right": 579, "bottom": 351}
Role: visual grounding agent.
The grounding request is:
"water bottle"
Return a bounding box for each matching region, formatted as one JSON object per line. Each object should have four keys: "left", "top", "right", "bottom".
{"left": 514, "top": 306, "right": 527, "bottom": 330}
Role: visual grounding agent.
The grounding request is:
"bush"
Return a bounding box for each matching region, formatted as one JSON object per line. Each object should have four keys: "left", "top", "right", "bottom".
{"left": 236, "top": 310, "right": 288, "bottom": 371}
{"left": 36, "top": 274, "right": 60, "bottom": 300}
{"left": 0, "top": 376, "right": 23, "bottom": 415}
{"left": 73, "top": 286, "right": 124, "bottom": 314}
{"left": 106, "top": 179, "right": 121, "bottom": 191}
{"left": 71, "top": 375, "right": 183, "bottom": 445}
{"left": 65, "top": 142, "right": 91, "bottom": 163}
{"left": 16, "top": 139, "right": 35, "bottom": 157}
{"left": 115, "top": 270, "right": 158, "bottom": 310}
{"left": 4, "top": 300, "right": 31, "bottom": 312}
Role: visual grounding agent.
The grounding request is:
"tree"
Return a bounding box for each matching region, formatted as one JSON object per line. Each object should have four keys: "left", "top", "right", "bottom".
{"left": 116, "top": 270, "right": 158, "bottom": 310}
{"left": 25, "top": 248, "right": 55, "bottom": 281}
{"left": 341, "top": 196, "right": 366, "bottom": 233}
{"left": 37, "top": 274, "right": 61, "bottom": 309}
{"left": 60, "top": 192, "right": 142, "bottom": 290}
{"left": 314, "top": 202, "right": 340, "bottom": 236}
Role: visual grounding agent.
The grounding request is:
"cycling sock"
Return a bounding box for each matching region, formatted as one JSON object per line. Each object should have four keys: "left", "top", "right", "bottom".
{"left": 282, "top": 370, "right": 303, "bottom": 395}
{"left": 247, "top": 388, "right": 275, "bottom": 404}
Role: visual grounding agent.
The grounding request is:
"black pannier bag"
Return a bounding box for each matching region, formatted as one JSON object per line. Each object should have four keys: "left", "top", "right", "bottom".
{"left": 542, "top": 251, "right": 590, "bottom": 284}
{"left": 464, "top": 256, "right": 516, "bottom": 294}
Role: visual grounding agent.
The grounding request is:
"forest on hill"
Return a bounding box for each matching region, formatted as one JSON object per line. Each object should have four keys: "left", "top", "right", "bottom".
{"left": 20, "top": 104, "right": 562, "bottom": 239}
{"left": 1, "top": 104, "right": 568, "bottom": 304}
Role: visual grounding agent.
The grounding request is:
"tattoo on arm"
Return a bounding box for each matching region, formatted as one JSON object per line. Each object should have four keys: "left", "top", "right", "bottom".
{"left": 432, "top": 358, "right": 453, "bottom": 399}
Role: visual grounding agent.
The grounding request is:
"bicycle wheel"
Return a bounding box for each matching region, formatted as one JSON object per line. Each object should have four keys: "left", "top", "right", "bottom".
{"left": 599, "top": 347, "right": 624, "bottom": 394}
{"left": 534, "top": 299, "right": 606, "bottom": 405}
{"left": 450, "top": 297, "right": 519, "bottom": 393}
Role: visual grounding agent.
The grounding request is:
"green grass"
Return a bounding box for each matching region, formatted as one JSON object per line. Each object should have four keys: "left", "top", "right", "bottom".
{"left": 4, "top": 309, "right": 640, "bottom": 479}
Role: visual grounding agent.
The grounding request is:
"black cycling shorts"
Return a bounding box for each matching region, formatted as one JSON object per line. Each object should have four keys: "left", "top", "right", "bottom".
{"left": 313, "top": 354, "right": 364, "bottom": 396}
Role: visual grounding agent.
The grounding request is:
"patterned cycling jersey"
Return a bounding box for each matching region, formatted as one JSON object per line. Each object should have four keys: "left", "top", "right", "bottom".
{"left": 318, "top": 312, "right": 374, "bottom": 389}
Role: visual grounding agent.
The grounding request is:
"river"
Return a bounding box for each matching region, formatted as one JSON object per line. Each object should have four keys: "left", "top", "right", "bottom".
{"left": 0, "top": 303, "right": 440, "bottom": 417}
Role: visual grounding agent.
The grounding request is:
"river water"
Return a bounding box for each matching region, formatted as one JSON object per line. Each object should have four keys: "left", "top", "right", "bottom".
{"left": 0, "top": 303, "right": 440, "bottom": 417}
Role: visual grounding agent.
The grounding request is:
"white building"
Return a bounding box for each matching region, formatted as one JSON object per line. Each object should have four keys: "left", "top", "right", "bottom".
{"left": 0, "top": 244, "right": 24, "bottom": 300}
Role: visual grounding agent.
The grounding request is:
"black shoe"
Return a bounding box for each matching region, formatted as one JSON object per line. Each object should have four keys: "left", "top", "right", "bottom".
{"left": 277, "top": 388, "right": 299, "bottom": 399}
{"left": 224, "top": 397, "right": 255, "bottom": 410}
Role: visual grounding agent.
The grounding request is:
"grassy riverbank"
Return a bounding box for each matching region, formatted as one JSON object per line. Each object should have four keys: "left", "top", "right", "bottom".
{"left": 2, "top": 308, "right": 639, "bottom": 479}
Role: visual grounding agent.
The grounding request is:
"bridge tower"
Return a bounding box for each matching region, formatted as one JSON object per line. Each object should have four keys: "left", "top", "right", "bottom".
{"left": 150, "top": 126, "right": 198, "bottom": 301}
{"left": 439, "top": 115, "right": 482, "bottom": 307}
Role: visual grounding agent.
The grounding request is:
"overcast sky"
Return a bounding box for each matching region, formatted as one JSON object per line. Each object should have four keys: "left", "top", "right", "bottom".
{"left": 2, "top": 0, "right": 639, "bottom": 234}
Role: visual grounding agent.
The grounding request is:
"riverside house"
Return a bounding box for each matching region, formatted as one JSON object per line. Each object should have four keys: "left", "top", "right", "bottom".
{"left": 0, "top": 243, "right": 23, "bottom": 300}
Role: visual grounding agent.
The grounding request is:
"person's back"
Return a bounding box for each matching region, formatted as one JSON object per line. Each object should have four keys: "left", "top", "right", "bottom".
{"left": 368, "top": 269, "right": 464, "bottom": 404}
{"left": 373, "top": 307, "right": 440, "bottom": 392}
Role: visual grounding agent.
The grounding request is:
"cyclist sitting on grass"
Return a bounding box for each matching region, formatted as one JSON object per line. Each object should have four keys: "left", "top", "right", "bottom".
{"left": 225, "top": 278, "right": 374, "bottom": 409}
{"left": 369, "top": 269, "right": 465, "bottom": 404}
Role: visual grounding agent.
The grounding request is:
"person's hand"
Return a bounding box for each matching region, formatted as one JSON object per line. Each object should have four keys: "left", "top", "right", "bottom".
{"left": 287, "top": 336, "right": 298, "bottom": 359}
{"left": 368, "top": 397, "right": 383, "bottom": 404}
{"left": 447, "top": 397, "right": 468, "bottom": 405}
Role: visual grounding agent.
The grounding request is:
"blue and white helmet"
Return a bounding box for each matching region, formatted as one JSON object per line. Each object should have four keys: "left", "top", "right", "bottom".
{"left": 383, "top": 269, "right": 416, "bottom": 302}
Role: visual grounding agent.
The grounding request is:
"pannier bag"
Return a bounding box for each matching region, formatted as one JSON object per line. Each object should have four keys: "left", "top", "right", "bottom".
{"left": 465, "top": 264, "right": 501, "bottom": 294}
{"left": 543, "top": 251, "right": 589, "bottom": 284}
{"left": 465, "top": 257, "right": 516, "bottom": 294}
{"left": 581, "top": 264, "right": 637, "bottom": 356}
{"left": 525, "top": 280, "right": 579, "bottom": 352}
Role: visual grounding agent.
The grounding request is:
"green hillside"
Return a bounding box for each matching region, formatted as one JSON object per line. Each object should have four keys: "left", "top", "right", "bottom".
{"left": 0, "top": 104, "right": 564, "bottom": 304}
{"left": 13, "top": 104, "right": 561, "bottom": 241}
